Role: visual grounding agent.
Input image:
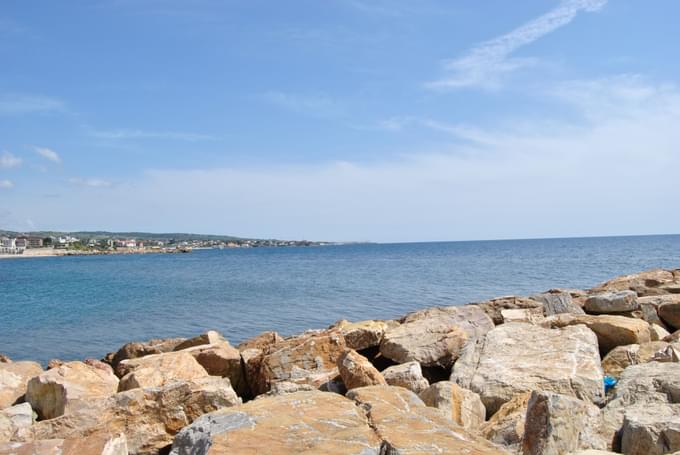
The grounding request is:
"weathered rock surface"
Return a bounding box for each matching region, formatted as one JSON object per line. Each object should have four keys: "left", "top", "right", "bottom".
{"left": 0, "top": 432, "right": 128, "bottom": 455}
{"left": 0, "top": 361, "right": 43, "bottom": 410}
{"left": 170, "top": 390, "right": 382, "bottom": 455}
{"left": 0, "top": 403, "right": 33, "bottom": 442}
{"left": 337, "top": 349, "right": 386, "bottom": 390}
{"left": 650, "top": 323, "right": 672, "bottom": 341}
{"left": 26, "top": 361, "right": 119, "bottom": 420}
{"left": 419, "top": 380, "right": 485, "bottom": 430}
{"left": 452, "top": 323, "right": 604, "bottom": 415}
{"left": 545, "top": 314, "right": 652, "bottom": 354}
{"left": 251, "top": 329, "right": 346, "bottom": 395}
{"left": 620, "top": 404, "right": 680, "bottom": 455}
{"left": 472, "top": 296, "right": 544, "bottom": 325}
{"left": 181, "top": 342, "right": 248, "bottom": 398}
{"left": 381, "top": 361, "right": 429, "bottom": 394}
{"left": 24, "top": 377, "right": 240, "bottom": 455}
{"left": 501, "top": 308, "right": 544, "bottom": 325}
{"left": 236, "top": 331, "right": 283, "bottom": 351}
{"left": 479, "top": 392, "right": 531, "bottom": 452}
{"left": 601, "top": 341, "right": 675, "bottom": 378}
{"left": 105, "top": 337, "right": 186, "bottom": 370}
{"left": 659, "top": 300, "right": 680, "bottom": 330}
{"left": 533, "top": 291, "right": 585, "bottom": 316}
{"left": 335, "top": 319, "right": 393, "bottom": 351}
{"left": 173, "top": 330, "right": 224, "bottom": 351}
{"left": 592, "top": 268, "right": 680, "bottom": 296}
{"left": 347, "top": 385, "right": 507, "bottom": 454}
{"left": 380, "top": 305, "right": 493, "bottom": 368}
{"left": 522, "top": 391, "right": 607, "bottom": 455}
{"left": 585, "top": 291, "right": 639, "bottom": 314}
{"left": 117, "top": 351, "right": 209, "bottom": 392}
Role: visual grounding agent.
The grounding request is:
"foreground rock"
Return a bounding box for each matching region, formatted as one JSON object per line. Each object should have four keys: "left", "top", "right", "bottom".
{"left": 522, "top": 391, "right": 607, "bottom": 455}
{"left": 182, "top": 342, "right": 248, "bottom": 398}
{"left": 479, "top": 392, "right": 532, "bottom": 452}
{"left": 380, "top": 305, "right": 493, "bottom": 368}
{"left": 0, "top": 361, "right": 43, "bottom": 410}
{"left": 585, "top": 291, "right": 639, "bottom": 314}
{"left": 336, "top": 349, "right": 386, "bottom": 389}
{"left": 659, "top": 299, "right": 680, "bottom": 330}
{"left": 117, "top": 351, "right": 209, "bottom": 391}
{"left": 620, "top": 404, "right": 680, "bottom": 455}
{"left": 170, "top": 390, "right": 382, "bottom": 455}
{"left": 0, "top": 403, "right": 33, "bottom": 442}
{"left": 26, "top": 361, "right": 118, "bottom": 420}
{"left": 25, "top": 377, "right": 240, "bottom": 455}
{"left": 419, "top": 381, "right": 485, "bottom": 430}
{"left": 546, "top": 314, "right": 651, "bottom": 354}
{"left": 0, "top": 432, "right": 128, "bottom": 455}
{"left": 453, "top": 323, "right": 604, "bottom": 415}
{"left": 382, "top": 361, "right": 429, "bottom": 394}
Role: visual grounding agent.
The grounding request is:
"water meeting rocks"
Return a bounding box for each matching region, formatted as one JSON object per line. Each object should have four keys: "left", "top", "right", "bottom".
{"left": 452, "top": 323, "right": 604, "bottom": 415}
{"left": 380, "top": 305, "right": 493, "bottom": 368}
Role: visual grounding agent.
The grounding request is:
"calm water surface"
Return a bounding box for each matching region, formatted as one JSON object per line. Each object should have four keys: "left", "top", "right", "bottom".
{"left": 1, "top": 235, "right": 679, "bottom": 364}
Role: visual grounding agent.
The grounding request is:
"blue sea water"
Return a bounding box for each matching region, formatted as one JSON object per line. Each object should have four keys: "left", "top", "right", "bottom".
{"left": 1, "top": 235, "right": 679, "bottom": 364}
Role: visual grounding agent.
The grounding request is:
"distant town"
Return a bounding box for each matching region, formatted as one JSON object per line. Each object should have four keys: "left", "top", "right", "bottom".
{"left": 0, "top": 230, "right": 332, "bottom": 257}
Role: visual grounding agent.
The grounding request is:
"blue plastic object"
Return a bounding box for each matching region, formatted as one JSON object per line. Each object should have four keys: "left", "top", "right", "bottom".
{"left": 604, "top": 375, "right": 617, "bottom": 393}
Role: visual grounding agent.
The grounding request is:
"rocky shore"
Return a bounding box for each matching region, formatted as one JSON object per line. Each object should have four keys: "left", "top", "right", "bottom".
{"left": 2, "top": 268, "right": 680, "bottom": 454}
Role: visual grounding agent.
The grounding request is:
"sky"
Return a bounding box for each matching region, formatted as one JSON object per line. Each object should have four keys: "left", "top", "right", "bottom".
{"left": 1, "top": 0, "right": 679, "bottom": 242}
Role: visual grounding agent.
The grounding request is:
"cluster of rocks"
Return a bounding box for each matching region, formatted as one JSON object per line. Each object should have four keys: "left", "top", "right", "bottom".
{"left": 2, "top": 268, "right": 680, "bottom": 454}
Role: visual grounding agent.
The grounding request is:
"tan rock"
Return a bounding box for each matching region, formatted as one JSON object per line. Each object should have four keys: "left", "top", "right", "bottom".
{"left": 0, "top": 432, "right": 128, "bottom": 455}
{"left": 117, "top": 351, "right": 208, "bottom": 392}
{"left": 347, "top": 385, "right": 504, "bottom": 454}
{"left": 472, "top": 296, "right": 544, "bottom": 325}
{"left": 419, "top": 381, "right": 486, "bottom": 430}
{"left": 170, "top": 390, "right": 382, "bottom": 455}
{"left": 522, "top": 391, "right": 607, "bottom": 455}
{"left": 381, "top": 305, "right": 493, "bottom": 368}
{"left": 253, "top": 329, "right": 346, "bottom": 395}
{"left": 501, "top": 308, "right": 544, "bottom": 324}
{"left": 650, "top": 324, "right": 671, "bottom": 341}
{"left": 173, "top": 330, "right": 224, "bottom": 351}
{"left": 182, "top": 342, "right": 248, "bottom": 398}
{"left": 545, "top": 313, "right": 652, "bottom": 354}
{"left": 106, "top": 337, "right": 186, "bottom": 370}
{"left": 336, "top": 320, "right": 392, "bottom": 350}
{"left": 591, "top": 268, "right": 680, "bottom": 296}
{"left": 620, "top": 404, "right": 680, "bottom": 455}
{"left": 0, "top": 356, "right": 10, "bottom": 364}
{"left": 480, "top": 392, "right": 532, "bottom": 452}
{"left": 336, "top": 349, "right": 386, "bottom": 390}
{"left": 382, "top": 361, "right": 429, "bottom": 394}
{"left": 0, "top": 403, "right": 33, "bottom": 443}
{"left": 452, "top": 323, "right": 604, "bottom": 415}
{"left": 236, "top": 331, "right": 284, "bottom": 351}
{"left": 601, "top": 341, "right": 674, "bottom": 378}
{"left": 0, "top": 361, "right": 43, "bottom": 410}
{"left": 24, "top": 377, "right": 240, "bottom": 455}
{"left": 26, "top": 361, "right": 118, "bottom": 420}
{"left": 659, "top": 300, "right": 680, "bottom": 330}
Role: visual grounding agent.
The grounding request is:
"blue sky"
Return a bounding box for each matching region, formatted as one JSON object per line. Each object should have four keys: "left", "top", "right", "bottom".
{"left": 1, "top": 0, "right": 679, "bottom": 242}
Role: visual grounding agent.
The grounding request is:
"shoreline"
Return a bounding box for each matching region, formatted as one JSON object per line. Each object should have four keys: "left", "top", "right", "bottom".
{"left": 0, "top": 247, "right": 191, "bottom": 260}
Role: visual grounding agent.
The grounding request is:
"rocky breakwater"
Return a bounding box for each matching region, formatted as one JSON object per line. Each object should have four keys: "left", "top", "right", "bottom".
{"left": 2, "top": 267, "right": 680, "bottom": 454}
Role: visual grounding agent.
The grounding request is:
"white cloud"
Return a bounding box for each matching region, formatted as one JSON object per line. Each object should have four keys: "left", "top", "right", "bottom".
{"left": 68, "top": 177, "right": 113, "bottom": 188}
{"left": 87, "top": 128, "right": 218, "bottom": 142}
{"left": 427, "top": 0, "right": 607, "bottom": 90}
{"left": 0, "top": 94, "right": 64, "bottom": 115}
{"left": 34, "top": 147, "right": 61, "bottom": 163}
{"left": 0, "top": 151, "right": 22, "bottom": 169}
{"left": 262, "top": 91, "right": 343, "bottom": 117}
{"left": 0, "top": 180, "right": 14, "bottom": 189}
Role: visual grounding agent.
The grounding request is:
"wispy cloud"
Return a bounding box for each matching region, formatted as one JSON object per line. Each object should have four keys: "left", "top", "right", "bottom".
{"left": 0, "top": 180, "right": 14, "bottom": 189}
{"left": 68, "top": 177, "right": 113, "bottom": 188}
{"left": 0, "top": 94, "right": 64, "bottom": 115}
{"left": 262, "top": 91, "right": 343, "bottom": 117}
{"left": 87, "top": 128, "right": 218, "bottom": 142}
{"left": 427, "top": 0, "right": 607, "bottom": 90}
{"left": 34, "top": 146, "right": 61, "bottom": 163}
{"left": 0, "top": 151, "right": 22, "bottom": 169}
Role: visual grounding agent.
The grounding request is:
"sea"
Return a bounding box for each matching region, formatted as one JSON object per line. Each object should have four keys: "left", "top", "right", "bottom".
{"left": 1, "top": 234, "right": 679, "bottom": 364}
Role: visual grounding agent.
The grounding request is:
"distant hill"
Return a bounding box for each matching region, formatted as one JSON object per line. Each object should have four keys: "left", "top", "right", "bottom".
{"left": 0, "top": 229, "right": 255, "bottom": 242}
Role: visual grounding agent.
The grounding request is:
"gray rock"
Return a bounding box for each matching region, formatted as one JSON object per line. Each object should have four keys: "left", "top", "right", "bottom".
{"left": 620, "top": 404, "right": 680, "bottom": 455}
{"left": 585, "top": 291, "right": 639, "bottom": 314}
{"left": 533, "top": 292, "right": 585, "bottom": 316}
{"left": 418, "top": 381, "right": 485, "bottom": 430}
{"left": 381, "top": 361, "right": 429, "bottom": 394}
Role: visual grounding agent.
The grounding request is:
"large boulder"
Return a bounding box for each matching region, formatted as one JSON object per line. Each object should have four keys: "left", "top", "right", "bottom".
{"left": 116, "top": 351, "right": 209, "bottom": 392}
{"left": 585, "top": 291, "right": 639, "bottom": 314}
{"left": 659, "top": 300, "right": 680, "bottom": 330}
{"left": 591, "top": 268, "right": 680, "bottom": 296}
{"left": 545, "top": 314, "right": 652, "bottom": 355}
{"left": 26, "top": 361, "right": 118, "bottom": 420}
{"left": 0, "top": 432, "right": 128, "bottom": 455}
{"left": 251, "top": 330, "right": 346, "bottom": 395}
{"left": 347, "top": 385, "right": 506, "bottom": 454}
{"left": 335, "top": 319, "right": 394, "bottom": 351}
{"left": 533, "top": 292, "right": 585, "bottom": 316}
{"left": 0, "top": 403, "right": 33, "bottom": 442}
{"left": 0, "top": 361, "right": 43, "bottom": 410}
{"left": 336, "top": 349, "right": 386, "bottom": 390}
{"left": 601, "top": 341, "right": 676, "bottom": 378}
{"left": 380, "top": 305, "right": 493, "bottom": 368}
{"left": 522, "top": 391, "right": 607, "bottom": 455}
{"left": 620, "top": 404, "right": 680, "bottom": 455}
{"left": 479, "top": 392, "right": 532, "bottom": 452}
{"left": 452, "top": 323, "right": 604, "bottom": 415}
{"left": 472, "top": 296, "right": 544, "bottom": 325}
{"left": 181, "top": 342, "right": 248, "bottom": 398}
{"left": 382, "top": 361, "right": 429, "bottom": 394}
{"left": 173, "top": 330, "right": 224, "bottom": 351}
{"left": 419, "top": 381, "right": 486, "bottom": 430}
{"left": 170, "top": 390, "right": 382, "bottom": 455}
{"left": 105, "top": 337, "right": 186, "bottom": 369}
{"left": 23, "top": 377, "right": 240, "bottom": 455}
